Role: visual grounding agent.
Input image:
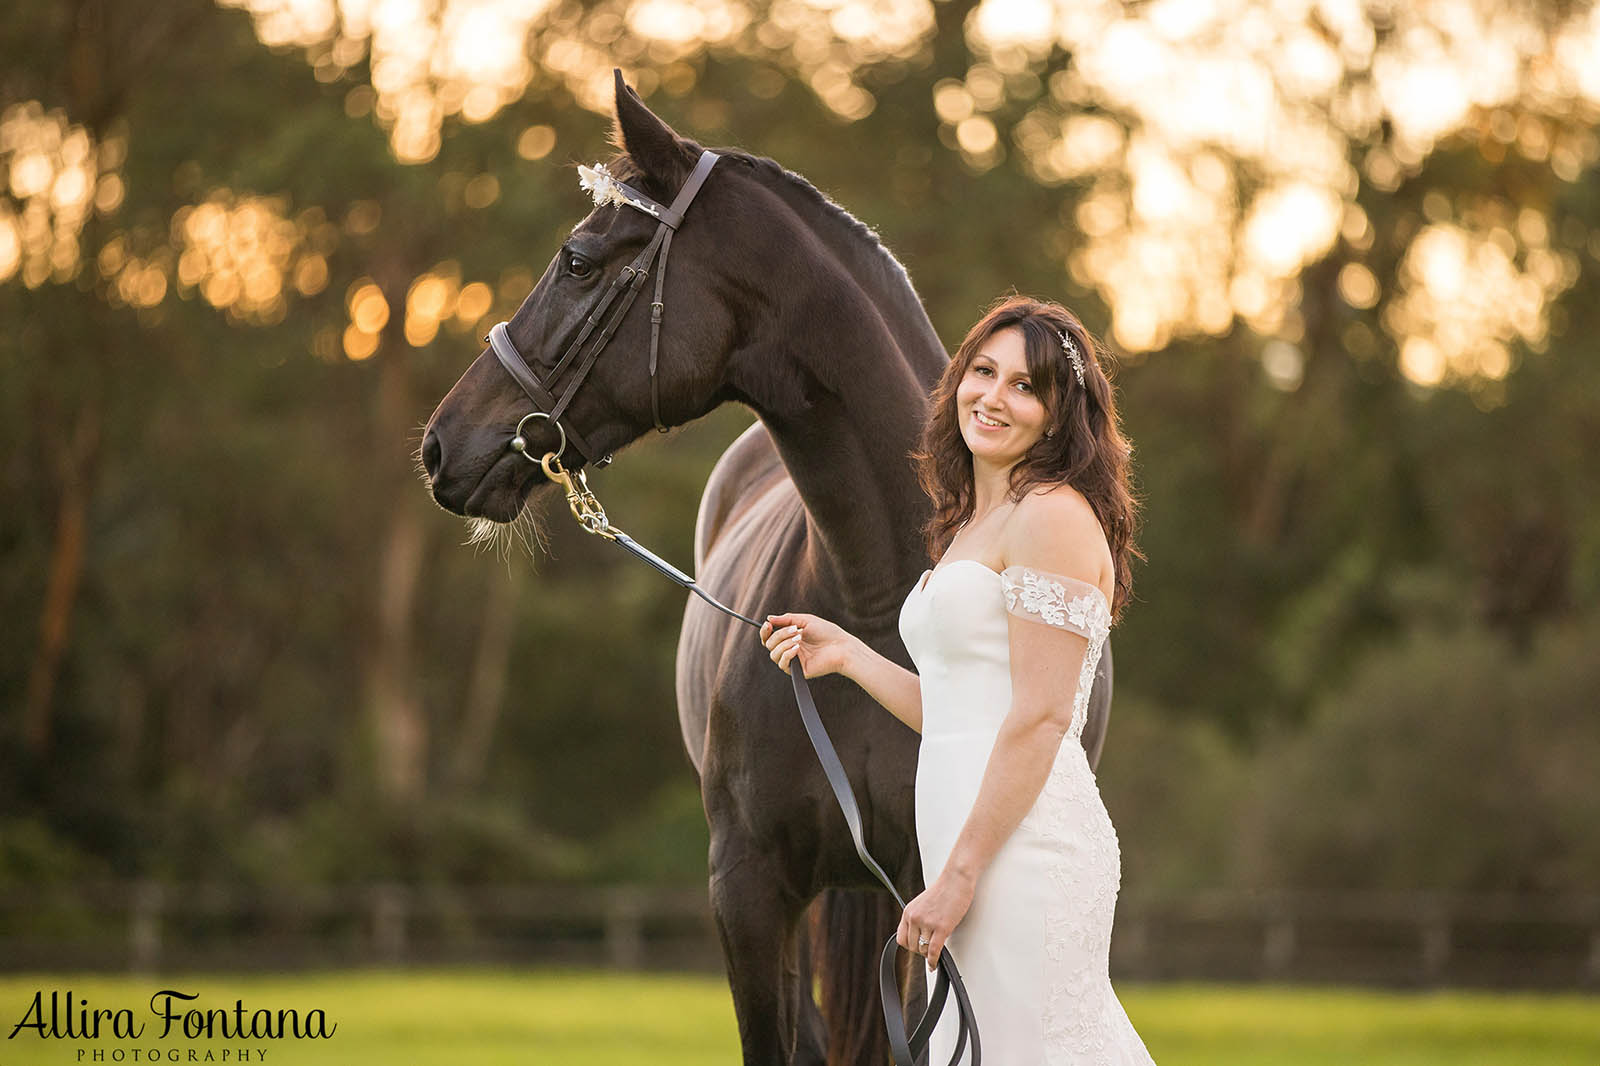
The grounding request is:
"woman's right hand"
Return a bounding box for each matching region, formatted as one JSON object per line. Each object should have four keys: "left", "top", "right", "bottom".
{"left": 759, "top": 613, "right": 856, "bottom": 680}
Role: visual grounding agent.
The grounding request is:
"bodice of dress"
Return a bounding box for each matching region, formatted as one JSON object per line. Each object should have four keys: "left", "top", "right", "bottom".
{"left": 899, "top": 559, "right": 1112, "bottom": 743}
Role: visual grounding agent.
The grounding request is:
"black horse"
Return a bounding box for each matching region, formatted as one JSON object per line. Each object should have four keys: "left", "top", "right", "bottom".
{"left": 421, "top": 72, "right": 1113, "bottom": 1065}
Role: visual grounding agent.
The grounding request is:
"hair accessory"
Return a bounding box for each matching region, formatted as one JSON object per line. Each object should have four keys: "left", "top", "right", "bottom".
{"left": 1059, "top": 329, "right": 1086, "bottom": 387}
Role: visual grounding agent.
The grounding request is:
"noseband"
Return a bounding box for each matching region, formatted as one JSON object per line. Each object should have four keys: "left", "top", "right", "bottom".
{"left": 488, "top": 148, "right": 721, "bottom": 469}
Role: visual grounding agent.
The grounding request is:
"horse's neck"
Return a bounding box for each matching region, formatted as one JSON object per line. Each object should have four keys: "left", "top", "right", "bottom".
{"left": 742, "top": 186, "right": 947, "bottom": 624}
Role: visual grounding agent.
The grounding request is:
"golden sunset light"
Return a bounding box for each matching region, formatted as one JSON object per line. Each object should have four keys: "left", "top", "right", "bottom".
{"left": 5, "top": 3, "right": 1599, "bottom": 1050}
{"left": 4, "top": 0, "right": 1582, "bottom": 390}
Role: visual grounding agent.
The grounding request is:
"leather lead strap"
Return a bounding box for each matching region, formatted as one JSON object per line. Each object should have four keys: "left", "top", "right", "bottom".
{"left": 605, "top": 530, "right": 980, "bottom": 1066}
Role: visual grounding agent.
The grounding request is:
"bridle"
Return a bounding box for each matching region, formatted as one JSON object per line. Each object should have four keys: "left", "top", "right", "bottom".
{"left": 483, "top": 148, "right": 981, "bottom": 1066}
{"left": 487, "top": 148, "right": 721, "bottom": 473}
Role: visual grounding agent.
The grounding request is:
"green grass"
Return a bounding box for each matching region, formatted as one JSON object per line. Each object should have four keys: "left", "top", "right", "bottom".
{"left": 1127, "top": 984, "right": 1600, "bottom": 1066}
{"left": 0, "top": 972, "right": 1595, "bottom": 1065}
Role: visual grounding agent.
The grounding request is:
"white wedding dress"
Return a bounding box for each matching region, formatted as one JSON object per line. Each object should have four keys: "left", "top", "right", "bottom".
{"left": 899, "top": 560, "right": 1156, "bottom": 1065}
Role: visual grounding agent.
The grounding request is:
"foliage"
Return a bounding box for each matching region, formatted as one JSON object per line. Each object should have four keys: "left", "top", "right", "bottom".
{"left": 1096, "top": 695, "right": 1251, "bottom": 898}
{"left": 1, "top": 0, "right": 1597, "bottom": 900}
{"left": 1238, "top": 604, "right": 1600, "bottom": 893}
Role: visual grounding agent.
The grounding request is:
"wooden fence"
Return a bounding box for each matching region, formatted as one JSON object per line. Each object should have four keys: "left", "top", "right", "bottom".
{"left": 4, "top": 883, "right": 1598, "bottom": 988}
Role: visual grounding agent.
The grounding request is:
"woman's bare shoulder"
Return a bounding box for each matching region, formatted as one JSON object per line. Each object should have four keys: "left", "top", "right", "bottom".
{"left": 1002, "top": 485, "right": 1112, "bottom": 586}
{"left": 1012, "top": 483, "right": 1100, "bottom": 536}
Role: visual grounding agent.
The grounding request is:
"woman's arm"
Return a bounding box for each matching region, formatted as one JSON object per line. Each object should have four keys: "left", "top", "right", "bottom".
{"left": 761, "top": 613, "right": 922, "bottom": 733}
{"left": 897, "top": 689, "right": 1074, "bottom": 968}
{"left": 842, "top": 638, "right": 922, "bottom": 734}
{"left": 939, "top": 696, "right": 1073, "bottom": 882}
{"left": 945, "top": 492, "right": 1106, "bottom": 880}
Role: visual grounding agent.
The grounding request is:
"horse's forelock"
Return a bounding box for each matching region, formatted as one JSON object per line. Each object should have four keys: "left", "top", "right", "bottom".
{"left": 599, "top": 134, "right": 700, "bottom": 203}
{"left": 601, "top": 149, "right": 646, "bottom": 186}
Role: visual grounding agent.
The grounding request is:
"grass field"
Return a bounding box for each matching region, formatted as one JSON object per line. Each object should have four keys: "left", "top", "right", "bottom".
{"left": 1, "top": 971, "right": 1596, "bottom": 1065}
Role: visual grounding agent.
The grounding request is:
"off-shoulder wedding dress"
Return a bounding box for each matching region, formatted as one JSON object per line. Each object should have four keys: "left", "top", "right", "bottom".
{"left": 899, "top": 561, "right": 1156, "bottom": 1065}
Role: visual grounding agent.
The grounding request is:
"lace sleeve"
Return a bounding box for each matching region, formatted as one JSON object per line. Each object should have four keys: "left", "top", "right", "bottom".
{"left": 999, "top": 565, "right": 1112, "bottom": 643}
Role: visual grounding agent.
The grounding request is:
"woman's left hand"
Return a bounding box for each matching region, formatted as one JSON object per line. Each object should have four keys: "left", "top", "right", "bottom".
{"left": 897, "top": 869, "right": 976, "bottom": 970}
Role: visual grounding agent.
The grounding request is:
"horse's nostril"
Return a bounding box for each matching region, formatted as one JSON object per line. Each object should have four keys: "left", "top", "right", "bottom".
{"left": 421, "top": 430, "right": 443, "bottom": 482}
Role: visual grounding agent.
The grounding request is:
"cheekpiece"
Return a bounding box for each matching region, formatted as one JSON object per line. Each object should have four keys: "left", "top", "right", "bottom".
{"left": 1059, "top": 329, "right": 1086, "bottom": 387}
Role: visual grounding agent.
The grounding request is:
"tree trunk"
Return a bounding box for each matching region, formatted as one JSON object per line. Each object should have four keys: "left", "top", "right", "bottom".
{"left": 364, "top": 336, "right": 428, "bottom": 804}
{"left": 23, "top": 409, "right": 99, "bottom": 753}
{"left": 448, "top": 562, "right": 522, "bottom": 790}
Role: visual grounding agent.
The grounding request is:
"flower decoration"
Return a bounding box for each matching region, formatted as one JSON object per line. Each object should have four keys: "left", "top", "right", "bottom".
{"left": 1002, "top": 566, "right": 1112, "bottom": 641}
{"left": 578, "top": 163, "right": 631, "bottom": 210}
{"left": 577, "top": 162, "right": 661, "bottom": 219}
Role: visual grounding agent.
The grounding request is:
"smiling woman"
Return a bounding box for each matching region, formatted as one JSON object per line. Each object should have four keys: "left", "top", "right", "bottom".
{"left": 913, "top": 296, "right": 1140, "bottom": 622}
{"left": 876, "top": 293, "right": 1147, "bottom": 1063}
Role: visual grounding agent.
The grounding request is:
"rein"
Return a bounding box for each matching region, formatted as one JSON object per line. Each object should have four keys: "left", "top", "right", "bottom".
{"left": 484, "top": 152, "right": 980, "bottom": 1066}
{"left": 535, "top": 457, "right": 979, "bottom": 1066}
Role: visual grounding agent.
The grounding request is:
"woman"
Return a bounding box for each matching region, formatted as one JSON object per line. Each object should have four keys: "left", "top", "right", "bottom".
{"left": 759, "top": 295, "right": 1153, "bottom": 1063}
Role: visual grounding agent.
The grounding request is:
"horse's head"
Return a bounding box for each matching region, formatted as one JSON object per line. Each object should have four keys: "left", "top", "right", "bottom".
{"left": 422, "top": 71, "right": 745, "bottom": 522}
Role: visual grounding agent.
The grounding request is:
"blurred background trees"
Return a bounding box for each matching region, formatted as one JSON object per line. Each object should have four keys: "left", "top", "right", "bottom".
{"left": 2, "top": 0, "right": 1597, "bottom": 902}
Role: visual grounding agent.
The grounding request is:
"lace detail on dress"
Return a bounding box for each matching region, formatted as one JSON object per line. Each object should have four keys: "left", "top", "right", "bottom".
{"left": 1034, "top": 757, "right": 1129, "bottom": 1062}
{"left": 999, "top": 565, "right": 1111, "bottom": 642}
{"left": 1000, "top": 565, "right": 1111, "bottom": 743}
{"left": 1021, "top": 712, "right": 1138, "bottom": 1062}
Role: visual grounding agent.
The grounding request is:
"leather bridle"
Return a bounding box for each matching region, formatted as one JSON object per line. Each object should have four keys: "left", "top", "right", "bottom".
{"left": 485, "top": 149, "right": 981, "bottom": 1066}
{"left": 487, "top": 148, "right": 721, "bottom": 469}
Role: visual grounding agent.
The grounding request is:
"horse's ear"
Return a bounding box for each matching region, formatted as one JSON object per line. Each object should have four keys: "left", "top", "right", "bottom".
{"left": 611, "top": 68, "right": 694, "bottom": 193}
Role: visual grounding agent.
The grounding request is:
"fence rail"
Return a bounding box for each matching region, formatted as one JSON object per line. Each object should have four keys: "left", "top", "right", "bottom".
{"left": 4, "top": 883, "right": 1598, "bottom": 988}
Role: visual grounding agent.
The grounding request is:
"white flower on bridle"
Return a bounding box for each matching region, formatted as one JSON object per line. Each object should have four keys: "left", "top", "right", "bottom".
{"left": 578, "top": 162, "right": 659, "bottom": 217}
{"left": 1059, "top": 329, "right": 1086, "bottom": 386}
{"left": 577, "top": 162, "right": 627, "bottom": 208}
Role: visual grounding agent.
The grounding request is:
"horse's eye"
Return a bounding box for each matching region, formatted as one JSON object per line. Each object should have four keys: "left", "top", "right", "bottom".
{"left": 567, "top": 254, "right": 592, "bottom": 278}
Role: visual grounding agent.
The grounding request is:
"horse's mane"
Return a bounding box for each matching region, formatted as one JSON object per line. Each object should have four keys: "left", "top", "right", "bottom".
{"left": 602, "top": 145, "right": 927, "bottom": 312}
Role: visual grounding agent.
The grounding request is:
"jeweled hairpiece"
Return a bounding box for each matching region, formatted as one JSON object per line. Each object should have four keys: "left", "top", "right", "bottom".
{"left": 1059, "top": 329, "right": 1086, "bottom": 387}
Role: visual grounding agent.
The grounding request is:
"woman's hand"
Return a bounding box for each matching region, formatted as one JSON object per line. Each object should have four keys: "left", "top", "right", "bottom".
{"left": 896, "top": 869, "right": 976, "bottom": 970}
{"left": 759, "top": 613, "right": 856, "bottom": 679}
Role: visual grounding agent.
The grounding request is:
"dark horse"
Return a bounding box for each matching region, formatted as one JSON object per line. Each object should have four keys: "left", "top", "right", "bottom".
{"left": 421, "top": 72, "right": 1114, "bottom": 1065}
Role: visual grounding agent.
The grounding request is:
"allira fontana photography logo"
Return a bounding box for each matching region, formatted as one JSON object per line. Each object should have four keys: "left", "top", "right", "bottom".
{"left": 7, "top": 988, "right": 336, "bottom": 1061}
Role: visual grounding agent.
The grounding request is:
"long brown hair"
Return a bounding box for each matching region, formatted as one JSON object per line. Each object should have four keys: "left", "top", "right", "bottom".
{"left": 911, "top": 295, "right": 1143, "bottom": 621}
